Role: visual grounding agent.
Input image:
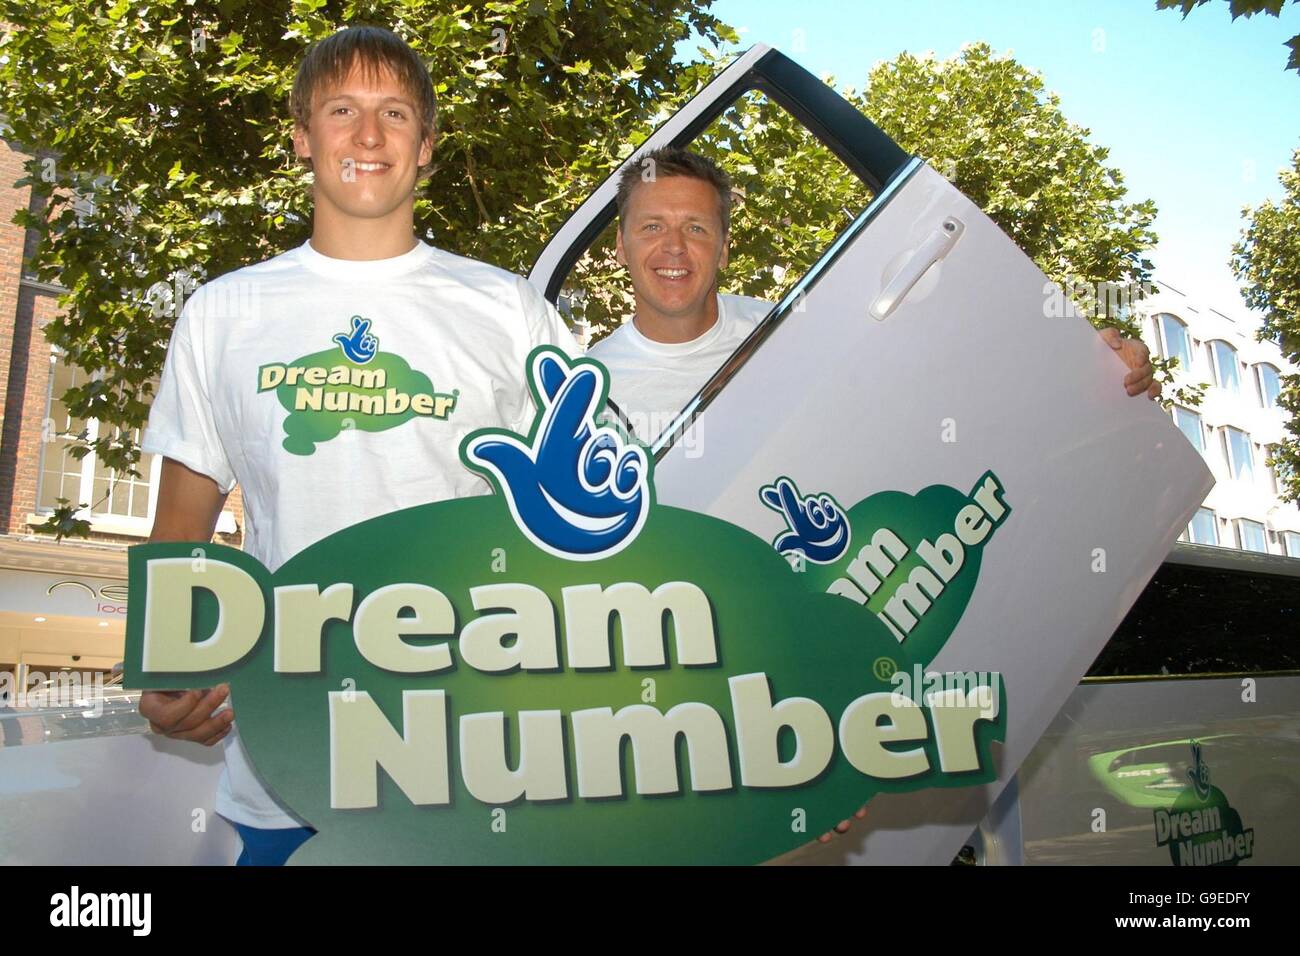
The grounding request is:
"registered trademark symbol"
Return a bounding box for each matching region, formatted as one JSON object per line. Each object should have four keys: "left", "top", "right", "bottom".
{"left": 872, "top": 657, "right": 897, "bottom": 680}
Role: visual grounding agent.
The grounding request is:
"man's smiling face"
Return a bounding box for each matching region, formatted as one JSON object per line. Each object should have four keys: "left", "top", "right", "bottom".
{"left": 616, "top": 174, "right": 730, "bottom": 327}
{"left": 292, "top": 58, "right": 433, "bottom": 224}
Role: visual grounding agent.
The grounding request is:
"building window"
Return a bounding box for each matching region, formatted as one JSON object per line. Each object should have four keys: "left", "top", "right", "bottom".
{"left": 1284, "top": 531, "right": 1300, "bottom": 558}
{"left": 1209, "top": 340, "right": 1241, "bottom": 394}
{"left": 1255, "top": 363, "right": 1281, "bottom": 410}
{"left": 36, "top": 358, "right": 160, "bottom": 523}
{"left": 1157, "top": 313, "right": 1193, "bottom": 371}
{"left": 1236, "top": 519, "right": 1268, "bottom": 554}
{"left": 1187, "top": 507, "right": 1218, "bottom": 545}
{"left": 1276, "top": 455, "right": 1296, "bottom": 496}
{"left": 1221, "top": 426, "right": 1255, "bottom": 482}
{"left": 1171, "top": 406, "right": 1205, "bottom": 451}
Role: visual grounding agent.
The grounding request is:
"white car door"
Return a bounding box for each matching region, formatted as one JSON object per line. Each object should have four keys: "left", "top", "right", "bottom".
{"left": 530, "top": 44, "right": 1213, "bottom": 864}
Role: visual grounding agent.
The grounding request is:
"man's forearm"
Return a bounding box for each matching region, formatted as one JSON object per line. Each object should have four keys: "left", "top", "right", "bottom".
{"left": 149, "top": 457, "right": 227, "bottom": 543}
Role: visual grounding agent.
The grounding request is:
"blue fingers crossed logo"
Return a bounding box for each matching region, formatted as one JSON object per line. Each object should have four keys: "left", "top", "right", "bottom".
{"left": 759, "top": 476, "right": 852, "bottom": 565}
{"left": 1188, "top": 740, "right": 1212, "bottom": 800}
{"left": 333, "top": 315, "right": 379, "bottom": 364}
{"left": 462, "top": 347, "right": 651, "bottom": 561}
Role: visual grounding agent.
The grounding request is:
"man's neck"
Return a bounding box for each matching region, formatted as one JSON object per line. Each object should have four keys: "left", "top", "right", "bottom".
{"left": 632, "top": 293, "right": 720, "bottom": 345}
{"left": 309, "top": 203, "right": 418, "bottom": 260}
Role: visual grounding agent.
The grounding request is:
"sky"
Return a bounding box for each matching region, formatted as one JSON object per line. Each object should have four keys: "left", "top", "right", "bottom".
{"left": 679, "top": 0, "right": 1300, "bottom": 322}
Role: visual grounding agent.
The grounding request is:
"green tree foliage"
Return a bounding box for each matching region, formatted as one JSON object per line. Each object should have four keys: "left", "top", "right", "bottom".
{"left": 1232, "top": 149, "right": 1300, "bottom": 502}
{"left": 1156, "top": 0, "right": 1300, "bottom": 74}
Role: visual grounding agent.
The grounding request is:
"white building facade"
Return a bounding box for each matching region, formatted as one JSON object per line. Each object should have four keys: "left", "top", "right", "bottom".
{"left": 1139, "top": 281, "right": 1300, "bottom": 558}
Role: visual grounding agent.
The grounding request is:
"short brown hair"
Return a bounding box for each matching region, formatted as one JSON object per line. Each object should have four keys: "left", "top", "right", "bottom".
{"left": 290, "top": 25, "right": 438, "bottom": 179}
{"left": 615, "top": 146, "right": 733, "bottom": 234}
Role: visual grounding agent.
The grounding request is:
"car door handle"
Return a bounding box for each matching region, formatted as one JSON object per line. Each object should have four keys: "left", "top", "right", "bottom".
{"left": 869, "top": 216, "right": 965, "bottom": 320}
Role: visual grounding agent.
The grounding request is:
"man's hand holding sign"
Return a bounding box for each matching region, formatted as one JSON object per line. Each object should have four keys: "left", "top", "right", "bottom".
{"left": 139, "top": 457, "right": 237, "bottom": 749}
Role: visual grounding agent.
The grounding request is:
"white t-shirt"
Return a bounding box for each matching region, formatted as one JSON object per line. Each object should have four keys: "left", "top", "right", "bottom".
{"left": 142, "top": 237, "right": 578, "bottom": 828}
{"left": 587, "top": 293, "right": 771, "bottom": 444}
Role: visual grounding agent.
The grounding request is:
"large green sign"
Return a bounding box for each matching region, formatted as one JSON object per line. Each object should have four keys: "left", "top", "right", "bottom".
{"left": 125, "top": 349, "right": 1009, "bottom": 864}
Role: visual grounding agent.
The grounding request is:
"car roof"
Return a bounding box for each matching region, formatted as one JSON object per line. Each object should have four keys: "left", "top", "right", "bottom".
{"left": 1166, "top": 541, "right": 1300, "bottom": 579}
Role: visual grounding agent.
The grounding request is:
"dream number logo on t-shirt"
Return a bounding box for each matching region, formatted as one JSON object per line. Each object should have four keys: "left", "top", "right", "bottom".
{"left": 257, "top": 315, "right": 459, "bottom": 455}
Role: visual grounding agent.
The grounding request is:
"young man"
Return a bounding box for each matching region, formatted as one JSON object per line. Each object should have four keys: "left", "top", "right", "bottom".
{"left": 589, "top": 146, "right": 1161, "bottom": 450}
{"left": 138, "top": 26, "right": 578, "bottom": 864}
{"left": 588, "top": 146, "right": 1161, "bottom": 843}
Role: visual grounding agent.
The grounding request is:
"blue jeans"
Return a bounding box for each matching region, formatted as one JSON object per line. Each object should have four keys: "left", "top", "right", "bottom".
{"left": 233, "top": 822, "right": 316, "bottom": 866}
